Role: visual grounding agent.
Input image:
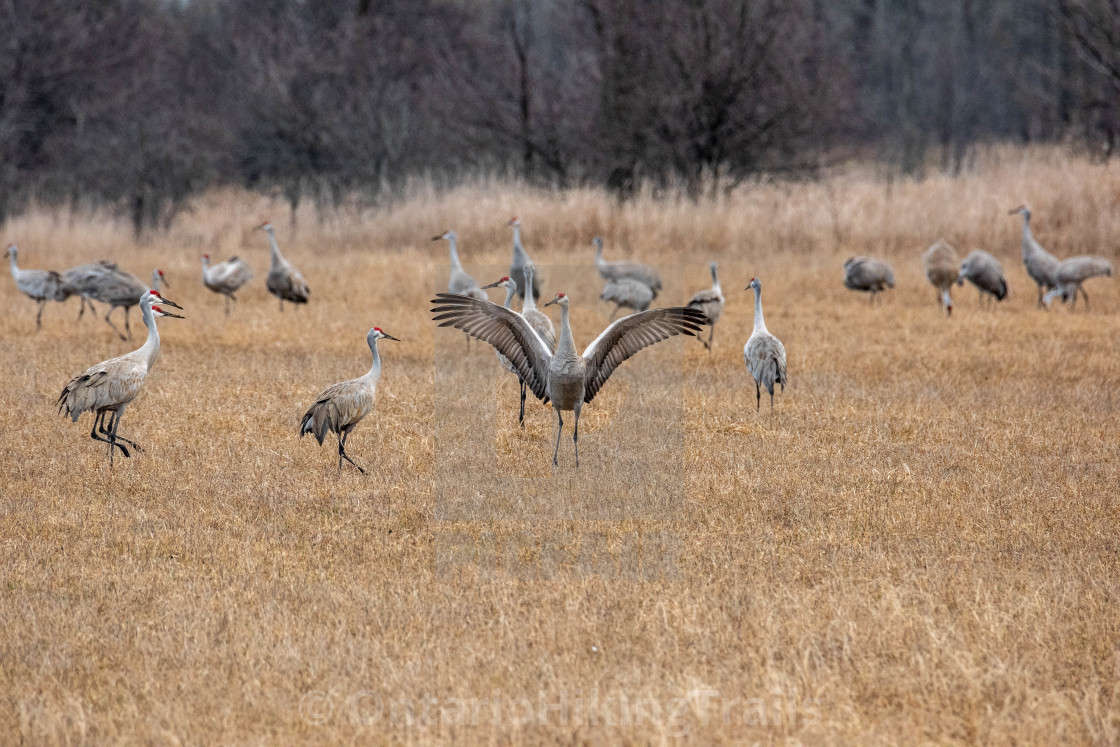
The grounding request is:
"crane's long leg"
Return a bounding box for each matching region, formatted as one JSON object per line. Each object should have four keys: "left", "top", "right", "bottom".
{"left": 519, "top": 377, "right": 526, "bottom": 427}
{"left": 755, "top": 381, "right": 761, "bottom": 411}
{"left": 572, "top": 403, "right": 581, "bottom": 468}
{"left": 338, "top": 430, "right": 365, "bottom": 474}
{"left": 123, "top": 306, "right": 132, "bottom": 338}
{"left": 707, "top": 324, "right": 714, "bottom": 352}
{"left": 36, "top": 300, "right": 45, "bottom": 330}
{"left": 98, "top": 416, "right": 143, "bottom": 452}
{"left": 103, "top": 306, "right": 127, "bottom": 340}
{"left": 553, "top": 410, "right": 564, "bottom": 466}
{"left": 225, "top": 295, "right": 232, "bottom": 316}
{"left": 91, "top": 411, "right": 130, "bottom": 463}
{"left": 1037, "top": 285, "right": 1044, "bottom": 308}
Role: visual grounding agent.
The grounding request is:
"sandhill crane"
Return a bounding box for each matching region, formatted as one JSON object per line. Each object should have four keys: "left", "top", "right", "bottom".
{"left": 433, "top": 229, "right": 488, "bottom": 349}
{"left": 299, "top": 327, "right": 399, "bottom": 473}
{"left": 202, "top": 254, "right": 254, "bottom": 315}
{"left": 508, "top": 217, "right": 542, "bottom": 300}
{"left": 431, "top": 291, "right": 706, "bottom": 466}
{"left": 600, "top": 277, "right": 653, "bottom": 319}
{"left": 1009, "top": 205, "right": 1059, "bottom": 307}
{"left": 519, "top": 264, "right": 556, "bottom": 351}
{"left": 483, "top": 276, "right": 533, "bottom": 425}
{"left": 592, "top": 236, "right": 662, "bottom": 297}
{"left": 958, "top": 250, "right": 1008, "bottom": 307}
{"left": 260, "top": 222, "right": 310, "bottom": 310}
{"left": 687, "top": 261, "right": 724, "bottom": 350}
{"left": 922, "top": 239, "right": 960, "bottom": 316}
{"left": 5, "top": 244, "right": 70, "bottom": 330}
{"left": 57, "top": 290, "right": 184, "bottom": 464}
{"left": 843, "top": 256, "right": 895, "bottom": 301}
{"left": 68, "top": 261, "right": 149, "bottom": 340}
{"left": 1043, "top": 256, "right": 1114, "bottom": 309}
{"left": 151, "top": 269, "right": 167, "bottom": 292}
{"left": 744, "top": 278, "right": 787, "bottom": 411}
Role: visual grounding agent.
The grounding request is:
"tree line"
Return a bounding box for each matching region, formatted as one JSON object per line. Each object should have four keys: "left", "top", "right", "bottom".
{"left": 1, "top": 0, "right": 1117, "bottom": 234}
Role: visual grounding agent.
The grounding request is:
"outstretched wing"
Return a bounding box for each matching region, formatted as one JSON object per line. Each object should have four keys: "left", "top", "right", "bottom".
{"left": 581, "top": 306, "right": 707, "bottom": 403}
{"left": 430, "top": 293, "right": 553, "bottom": 401}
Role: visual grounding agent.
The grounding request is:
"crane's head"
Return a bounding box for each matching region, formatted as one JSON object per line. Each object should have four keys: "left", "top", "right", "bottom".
{"left": 591, "top": 236, "right": 603, "bottom": 253}
{"left": 369, "top": 326, "right": 400, "bottom": 342}
{"left": 432, "top": 229, "right": 455, "bottom": 242}
{"left": 1008, "top": 204, "right": 1029, "bottom": 218}
{"left": 151, "top": 305, "right": 185, "bottom": 319}
{"left": 482, "top": 276, "right": 515, "bottom": 290}
{"left": 154, "top": 269, "right": 168, "bottom": 288}
{"left": 544, "top": 291, "right": 569, "bottom": 308}
{"left": 508, "top": 216, "right": 521, "bottom": 228}
{"left": 258, "top": 221, "right": 274, "bottom": 232}
{"left": 3, "top": 244, "right": 15, "bottom": 259}
{"left": 746, "top": 277, "right": 760, "bottom": 292}
{"left": 202, "top": 253, "right": 211, "bottom": 263}
{"left": 144, "top": 289, "right": 183, "bottom": 311}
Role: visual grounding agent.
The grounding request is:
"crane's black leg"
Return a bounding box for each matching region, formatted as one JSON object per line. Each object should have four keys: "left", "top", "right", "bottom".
{"left": 518, "top": 378, "right": 526, "bottom": 427}
{"left": 103, "top": 306, "right": 127, "bottom": 340}
{"left": 124, "top": 307, "right": 132, "bottom": 338}
{"left": 755, "top": 382, "right": 761, "bottom": 411}
{"left": 89, "top": 411, "right": 129, "bottom": 460}
{"left": 36, "top": 300, "right": 45, "bottom": 330}
{"left": 553, "top": 411, "right": 564, "bottom": 466}
{"left": 707, "top": 324, "right": 714, "bottom": 351}
{"left": 338, "top": 431, "right": 365, "bottom": 474}
{"left": 1081, "top": 287, "right": 1090, "bottom": 311}
{"left": 100, "top": 415, "right": 143, "bottom": 452}
{"left": 225, "top": 296, "right": 232, "bottom": 316}
{"left": 572, "top": 405, "right": 581, "bottom": 468}
{"left": 770, "top": 387, "right": 775, "bottom": 411}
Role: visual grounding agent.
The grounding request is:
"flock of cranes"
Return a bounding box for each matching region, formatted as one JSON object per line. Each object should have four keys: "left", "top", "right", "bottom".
{"left": 845, "top": 205, "right": 1114, "bottom": 313}
{"left": 3, "top": 205, "right": 1114, "bottom": 471}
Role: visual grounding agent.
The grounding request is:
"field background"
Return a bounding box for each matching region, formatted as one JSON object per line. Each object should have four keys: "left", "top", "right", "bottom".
{"left": 1, "top": 147, "right": 1118, "bottom": 743}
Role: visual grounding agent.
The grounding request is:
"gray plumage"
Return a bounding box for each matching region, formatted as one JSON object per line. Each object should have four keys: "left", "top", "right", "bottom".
{"left": 431, "top": 292, "right": 705, "bottom": 466}
{"left": 600, "top": 277, "right": 653, "bottom": 319}
{"left": 592, "top": 236, "right": 662, "bottom": 297}
{"left": 1043, "top": 256, "right": 1114, "bottom": 309}
{"left": 1009, "top": 205, "right": 1059, "bottom": 307}
{"left": 481, "top": 276, "right": 537, "bottom": 426}
{"left": 957, "top": 250, "right": 1008, "bottom": 305}
{"left": 5, "top": 244, "right": 70, "bottom": 330}
{"left": 202, "top": 254, "right": 253, "bottom": 315}
{"left": 687, "top": 261, "right": 724, "bottom": 351}
{"left": 60, "top": 259, "right": 148, "bottom": 340}
{"left": 922, "top": 239, "right": 960, "bottom": 316}
{"left": 508, "top": 217, "right": 542, "bottom": 300}
{"left": 260, "top": 222, "right": 310, "bottom": 309}
{"left": 743, "top": 277, "right": 787, "bottom": 411}
{"left": 843, "top": 256, "right": 895, "bottom": 299}
{"left": 57, "top": 290, "right": 184, "bottom": 464}
{"left": 433, "top": 229, "right": 487, "bottom": 301}
{"left": 151, "top": 269, "right": 167, "bottom": 292}
{"left": 520, "top": 264, "right": 556, "bottom": 351}
{"left": 299, "top": 327, "right": 398, "bottom": 474}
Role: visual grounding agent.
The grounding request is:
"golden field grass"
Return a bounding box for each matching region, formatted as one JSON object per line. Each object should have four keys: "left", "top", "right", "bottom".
{"left": 1, "top": 146, "right": 1118, "bottom": 743}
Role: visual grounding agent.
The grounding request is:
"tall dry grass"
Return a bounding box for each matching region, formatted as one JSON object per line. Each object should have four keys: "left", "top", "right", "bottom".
{"left": 1, "top": 146, "right": 1118, "bottom": 743}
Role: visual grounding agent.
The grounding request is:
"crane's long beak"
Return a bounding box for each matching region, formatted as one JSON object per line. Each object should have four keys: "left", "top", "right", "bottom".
{"left": 156, "top": 308, "right": 185, "bottom": 319}
{"left": 431, "top": 234, "right": 445, "bottom": 242}
{"left": 482, "top": 280, "right": 504, "bottom": 289}
{"left": 544, "top": 298, "right": 558, "bottom": 307}
{"left": 382, "top": 332, "right": 401, "bottom": 341}
{"left": 155, "top": 295, "right": 183, "bottom": 310}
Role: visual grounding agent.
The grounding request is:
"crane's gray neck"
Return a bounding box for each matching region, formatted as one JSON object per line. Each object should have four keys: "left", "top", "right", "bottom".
{"left": 446, "top": 235, "right": 463, "bottom": 270}
{"left": 1020, "top": 213, "right": 1035, "bottom": 253}
{"left": 556, "top": 304, "right": 577, "bottom": 357}
{"left": 512, "top": 226, "right": 528, "bottom": 262}
{"left": 140, "top": 303, "right": 161, "bottom": 371}
{"left": 151, "top": 270, "right": 161, "bottom": 291}
{"left": 752, "top": 285, "right": 766, "bottom": 332}
{"left": 502, "top": 285, "right": 516, "bottom": 309}
{"left": 266, "top": 230, "right": 283, "bottom": 264}
{"left": 593, "top": 239, "right": 605, "bottom": 265}
{"left": 522, "top": 266, "right": 538, "bottom": 311}
{"left": 711, "top": 264, "right": 721, "bottom": 293}
{"left": 365, "top": 335, "right": 382, "bottom": 380}
{"left": 7, "top": 250, "right": 18, "bottom": 277}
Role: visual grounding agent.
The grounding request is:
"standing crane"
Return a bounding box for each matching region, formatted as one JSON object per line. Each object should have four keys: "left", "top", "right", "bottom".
{"left": 431, "top": 291, "right": 706, "bottom": 466}
{"left": 57, "top": 290, "right": 184, "bottom": 464}
{"left": 299, "top": 327, "right": 399, "bottom": 474}
{"left": 260, "top": 222, "right": 310, "bottom": 309}
{"left": 922, "top": 239, "right": 960, "bottom": 316}
{"left": 843, "top": 257, "right": 895, "bottom": 301}
{"left": 201, "top": 254, "right": 254, "bottom": 315}
{"left": 433, "top": 229, "right": 488, "bottom": 349}
{"left": 5, "top": 244, "right": 71, "bottom": 330}
{"left": 508, "top": 217, "right": 542, "bottom": 300}
{"left": 71, "top": 262, "right": 149, "bottom": 340}
{"left": 151, "top": 269, "right": 168, "bottom": 292}
{"left": 61, "top": 260, "right": 117, "bottom": 321}
{"left": 957, "top": 250, "right": 1008, "bottom": 307}
{"left": 592, "top": 236, "right": 662, "bottom": 297}
{"left": 519, "top": 264, "right": 556, "bottom": 351}
{"left": 744, "top": 278, "right": 787, "bottom": 411}
{"left": 1009, "top": 205, "right": 1059, "bottom": 307}
{"left": 600, "top": 277, "right": 653, "bottom": 319}
{"left": 1042, "top": 256, "right": 1114, "bottom": 310}
{"left": 482, "top": 276, "right": 534, "bottom": 425}
{"left": 686, "top": 261, "right": 724, "bottom": 350}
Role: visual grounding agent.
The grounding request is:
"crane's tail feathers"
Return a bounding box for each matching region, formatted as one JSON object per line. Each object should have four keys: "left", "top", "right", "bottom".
{"left": 299, "top": 402, "right": 332, "bottom": 445}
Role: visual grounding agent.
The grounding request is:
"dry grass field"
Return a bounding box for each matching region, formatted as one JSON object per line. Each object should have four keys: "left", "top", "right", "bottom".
{"left": 1, "top": 147, "right": 1118, "bottom": 743}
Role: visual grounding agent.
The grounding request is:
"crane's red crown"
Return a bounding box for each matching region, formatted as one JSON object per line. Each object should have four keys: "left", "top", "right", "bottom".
{"left": 555, "top": 292, "right": 566, "bottom": 298}
{"left": 374, "top": 327, "right": 382, "bottom": 332}
{"left": 202, "top": 253, "right": 210, "bottom": 260}
{"left": 500, "top": 276, "right": 510, "bottom": 281}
